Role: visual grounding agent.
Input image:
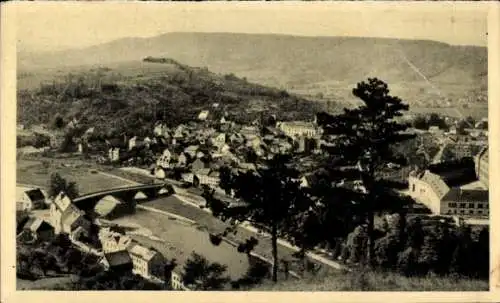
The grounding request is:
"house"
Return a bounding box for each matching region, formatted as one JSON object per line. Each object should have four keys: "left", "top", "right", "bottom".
{"left": 241, "top": 126, "right": 259, "bottom": 138}
{"left": 174, "top": 125, "right": 186, "bottom": 139}
{"left": 16, "top": 188, "right": 46, "bottom": 211}
{"left": 177, "top": 153, "right": 188, "bottom": 167}
{"left": 144, "top": 137, "right": 152, "bottom": 148}
{"left": 171, "top": 272, "right": 188, "bottom": 290}
{"left": 128, "top": 244, "right": 165, "bottom": 279}
{"left": 181, "top": 173, "right": 194, "bottom": 183}
{"left": 61, "top": 208, "right": 92, "bottom": 238}
{"left": 98, "top": 228, "right": 133, "bottom": 253}
{"left": 299, "top": 173, "right": 318, "bottom": 188}
{"left": 108, "top": 148, "right": 120, "bottom": 162}
{"left": 157, "top": 149, "right": 172, "bottom": 168}
{"left": 100, "top": 250, "right": 134, "bottom": 272}
{"left": 154, "top": 123, "right": 170, "bottom": 137}
{"left": 198, "top": 110, "right": 210, "bottom": 121}
{"left": 211, "top": 133, "right": 227, "bottom": 147}
{"left": 277, "top": 121, "right": 318, "bottom": 138}
{"left": 219, "top": 144, "right": 231, "bottom": 154}
{"left": 50, "top": 192, "right": 91, "bottom": 236}
{"left": 245, "top": 135, "right": 262, "bottom": 149}
{"left": 184, "top": 145, "right": 199, "bottom": 159}
{"left": 23, "top": 217, "right": 55, "bottom": 242}
{"left": 128, "top": 136, "right": 143, "bottom": 151}
{"left": 428, "top": 126, "right": 444, "bottom": 134}
{"left": 408, "top": 170, "right": 489, "bottom": 217}
{"left": 194, "top": 169, "right": 220, "bottom": 187}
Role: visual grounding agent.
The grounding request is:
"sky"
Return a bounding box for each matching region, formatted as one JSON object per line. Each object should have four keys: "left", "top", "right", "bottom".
{"left": 14, "top": 2, "right": 488, "bottom": 52}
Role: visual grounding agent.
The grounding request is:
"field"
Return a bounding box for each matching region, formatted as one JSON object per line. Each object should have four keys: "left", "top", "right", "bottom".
{"left": 112, "top": 209, "right": 250, "bottom": 280}
{"left": 16, "top": 157, "right": 136, "bottom": 194}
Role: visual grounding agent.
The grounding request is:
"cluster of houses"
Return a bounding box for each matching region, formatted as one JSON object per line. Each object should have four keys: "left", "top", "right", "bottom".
{"left": 17, "top": 189, "right": 188, "bottom": 289}
{"left": 143, "top": 110, "right": 324, "bottom": 188}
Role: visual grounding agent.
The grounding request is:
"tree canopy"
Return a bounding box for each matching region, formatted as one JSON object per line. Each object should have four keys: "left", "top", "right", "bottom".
{"left": 48, "top": 172, "right": 79, "bottom": 199}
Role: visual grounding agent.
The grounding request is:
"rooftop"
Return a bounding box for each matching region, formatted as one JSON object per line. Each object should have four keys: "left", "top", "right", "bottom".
{"left": 25, "top": 188, "right": 46, "bottom": 201}
{"left": 104, "top": 250, "right": 132, "bottom": 267}
{"left": 459, "top": 180, "right": 488, "bottom": 191}
{"left": 128, "top": 244, "right": 159, "bottom": 261}
{"left": 419, "top": 170, "right": 450, "bottom": 200}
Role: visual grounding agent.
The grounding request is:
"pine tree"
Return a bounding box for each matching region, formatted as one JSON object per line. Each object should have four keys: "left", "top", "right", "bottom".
{"left": 316, "top": 78, "right": 415, "bottom": 266}
{"left": 213, "top": 154, "right": 314, "bottom": 282}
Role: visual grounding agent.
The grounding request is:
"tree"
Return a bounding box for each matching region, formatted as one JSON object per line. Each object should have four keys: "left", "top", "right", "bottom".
{"left": 48, "top": 173, "right": 79, "bottom": 199}
{"left": 316, "top": 78, "right": 415, "bottom": 266}
{"left": 413, "top": 115, "right": 429, "bottom": 130}
{"left": 450, "top": 225, "right": 474, "bottom": 276}
{"left": 213, "top": 154, "right": 314, "bottom": 282}
{"left": 53, "top": 114, "right": 65, "bottom": 129}
{"left": 428, "top": 113, "right": 448, "bottom": 130}
{"left": 182, "top": 252, "right": 230, "bottom": 290}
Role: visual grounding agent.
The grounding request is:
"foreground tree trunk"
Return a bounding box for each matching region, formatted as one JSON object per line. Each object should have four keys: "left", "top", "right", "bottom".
{"left": 366, "top": 210, "right": 375, "bottom": 267}
{"left": 365, "top": 166, "right": 376, "bottom": 267}
{"left": 271, "top": 224, "right": 278, "bottom": 282}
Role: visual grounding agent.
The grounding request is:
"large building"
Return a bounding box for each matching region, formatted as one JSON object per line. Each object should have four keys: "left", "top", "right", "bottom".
{"left": 408, "top": 169, "right": 488, "bottom": 217}
{"left": 277, "top": 121, "right": 319, "bottom": 138}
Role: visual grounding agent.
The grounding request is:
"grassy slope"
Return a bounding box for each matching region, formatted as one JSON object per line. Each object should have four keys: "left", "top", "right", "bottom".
{"left": 18, "top": 33, "right": 487, "bottom": 107}
{"left": 254, "top": 270, "right": 489, "bottom": 291}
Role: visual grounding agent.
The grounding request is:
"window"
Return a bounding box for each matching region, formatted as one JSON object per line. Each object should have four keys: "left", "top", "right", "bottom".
{"left": 478, "top": 210, "right": 483, "bottom": 215}
{"left": 460, "top": 210, "right": 465, "bottom": 214}
{"left": 477, "top": 204, "right": 483, "bottom": 209}
{"left": 469, "top": 210, "right": 474, "bottom": 214}
{"left": 448, "top": 202, "right": 457, "bottom": 208}
{"left": 460, "top": 203, "right": 466, "bottom": 208}
{"left": 468, "top": 203, "right": 475, "bottom": 208}
{"left": 412, "top": 184, "right": 416, "bottom": 192}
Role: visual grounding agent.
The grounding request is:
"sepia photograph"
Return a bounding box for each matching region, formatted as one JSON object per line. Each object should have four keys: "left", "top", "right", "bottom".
{"left": 2, "top": 1, "right": 498, "bottom": 299}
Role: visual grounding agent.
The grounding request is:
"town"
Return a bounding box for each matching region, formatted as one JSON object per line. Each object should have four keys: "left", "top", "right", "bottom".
{"left": 13, "top": 4, "right": 489, "bottom": 292}
{"left": 16, "top": 92, "right": 489, "bottom": 290}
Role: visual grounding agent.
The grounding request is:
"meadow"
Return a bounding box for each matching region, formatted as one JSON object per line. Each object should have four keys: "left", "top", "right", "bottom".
{"left": 16, "top": 157, "right": 135, "bottom": 194}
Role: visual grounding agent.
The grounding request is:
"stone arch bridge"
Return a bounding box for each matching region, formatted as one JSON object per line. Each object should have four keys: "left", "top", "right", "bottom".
{"left": 72, "top": 183, "right": 175, "bottom": 212}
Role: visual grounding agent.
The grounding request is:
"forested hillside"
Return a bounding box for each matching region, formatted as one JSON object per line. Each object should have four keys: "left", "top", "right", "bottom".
{"left": 17, "top": 58, "right": 324, "bottom": 136}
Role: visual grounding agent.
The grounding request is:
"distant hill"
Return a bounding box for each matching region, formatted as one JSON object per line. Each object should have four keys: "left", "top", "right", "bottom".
{"left": 18, "top": 32, "right": 487, "bottom": 106}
